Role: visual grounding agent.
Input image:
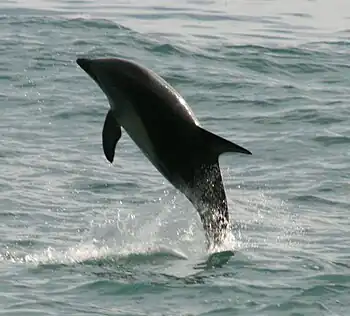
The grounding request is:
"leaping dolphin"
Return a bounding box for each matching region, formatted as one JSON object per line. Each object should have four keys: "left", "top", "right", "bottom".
{"left": 76, "top": 57, "right": 251, "bottom": 248}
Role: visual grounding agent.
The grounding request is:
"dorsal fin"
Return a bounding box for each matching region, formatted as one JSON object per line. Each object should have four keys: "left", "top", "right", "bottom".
{"left": 197, "top": 126, "right": 252, "bottom": 156}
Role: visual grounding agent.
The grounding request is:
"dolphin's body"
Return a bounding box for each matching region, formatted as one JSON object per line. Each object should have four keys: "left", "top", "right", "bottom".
{"left": 76, "top": 57, "right": 251, "bottom": 248}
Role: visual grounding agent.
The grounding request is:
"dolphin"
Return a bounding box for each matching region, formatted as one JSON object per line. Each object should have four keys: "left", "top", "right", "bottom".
{"left": 76, "top": 57, "right": 251, "bottom": 248}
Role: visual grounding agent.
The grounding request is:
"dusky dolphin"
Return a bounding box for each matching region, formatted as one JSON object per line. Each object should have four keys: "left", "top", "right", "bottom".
{"left": 76, "top": 57, "right": 251, "bottom": 248}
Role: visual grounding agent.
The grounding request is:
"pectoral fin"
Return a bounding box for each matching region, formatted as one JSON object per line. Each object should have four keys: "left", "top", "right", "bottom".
{"left": 102, "top": 110, "right": 121, "bottom": 163}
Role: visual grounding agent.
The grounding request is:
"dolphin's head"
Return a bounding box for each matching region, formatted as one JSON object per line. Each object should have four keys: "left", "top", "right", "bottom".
{"left": 76, "top": 58, "right": 137, "bottom": 113}
{"left": 77, "top": 57, "right": 137, "bottom": 85}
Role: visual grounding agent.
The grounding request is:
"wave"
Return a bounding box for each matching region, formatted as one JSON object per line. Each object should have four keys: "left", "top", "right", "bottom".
{"left": 1, "top": 242, "right": 188, "bottom": 267}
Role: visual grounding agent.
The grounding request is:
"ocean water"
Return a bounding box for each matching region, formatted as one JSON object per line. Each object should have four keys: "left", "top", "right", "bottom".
{"left": 1, "top": 0, "right": 350, "bottom": 315}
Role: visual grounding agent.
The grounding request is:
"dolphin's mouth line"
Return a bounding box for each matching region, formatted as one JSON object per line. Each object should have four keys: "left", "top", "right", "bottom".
{"left": 89, "top": 72, "right": 101, "bottom": 87}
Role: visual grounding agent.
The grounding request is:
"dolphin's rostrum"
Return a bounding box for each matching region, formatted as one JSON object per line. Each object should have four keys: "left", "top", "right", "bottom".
{"left": 76, "top": 57, "right": 251, "bottom": 249}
